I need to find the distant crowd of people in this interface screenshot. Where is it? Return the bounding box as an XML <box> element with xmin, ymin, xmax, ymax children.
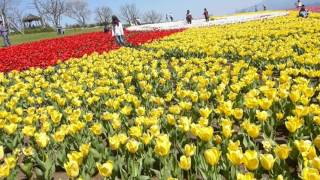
<box><xmin>108</xmin><ymin>8</ymin><xmax>211</xmax><ymax>46</ymax></box>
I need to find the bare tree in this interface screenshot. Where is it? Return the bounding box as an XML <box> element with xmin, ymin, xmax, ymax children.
<box><xmin>66</xmin><ymin>0</ymin><xmax>90</xmax><ymax>26</ymax></box>
<box><xmin>0</xmin><ymin>0</ymin><xmax>24</xmax><ymax>32</ymax></box>
<box><xmin>95</xmin><ymin>6</ymin><xmax>112</xmax><ymax>24</ymax></box>
<box><xmin>143</xmin><ymin>10</ymin><xmax>162</xmax><ymax>24</ymax></box>
<box><xmin>120</xmin><ymin>3</ymin><xmax>140</xmax><ymax>25</ymax></box>
<box><xmin>7</xmin><ymin>7</ymin><xmax>24</xmax><ymax>29</ymax></box>
<box><xmin>0</xmin><ymin>0</ymin><xmax>19</xmax><ymax>27</ymax></box>
<box><xmin>33</xmin><ymin>0</ymin><xmax>67</xmax><ymax>27</ymax></box>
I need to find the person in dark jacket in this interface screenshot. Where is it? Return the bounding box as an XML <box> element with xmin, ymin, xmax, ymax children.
<box><xmin>204</xmin><ymin>8</ymin><xmax>209</xmax><ymax>22</ymax></box>
<box><xmin>186</xmin><ymin>10</ymin><xmax>192</xmax><ymax>24</ymax></box>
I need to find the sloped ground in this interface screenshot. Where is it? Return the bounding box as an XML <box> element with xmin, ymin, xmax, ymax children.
<box><xmin>127</xmin><ymin>11</ymin><xmax>288</xmax><ymax>31</ymax></box>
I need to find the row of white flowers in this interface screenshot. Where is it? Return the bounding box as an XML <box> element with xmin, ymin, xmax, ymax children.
<box><xmin>127</xmin><ymin>11</ymin><xmax>289</xmax><ymax>31</ymax></box>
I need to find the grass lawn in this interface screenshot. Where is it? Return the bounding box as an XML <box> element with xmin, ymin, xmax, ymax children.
<box><xmin>0</xmin><ymin>26</ymin><xmax>103</xmax><ymax>47</ymax></box>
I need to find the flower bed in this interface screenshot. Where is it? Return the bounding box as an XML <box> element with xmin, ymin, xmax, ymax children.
<box><xmin>0</xmin><ymin>13</ymin><xmax>320</xmax><ymax>180</ymax></box>
<box><xmin>0</xmin><ymin>30</ymin><xmax>182</xmax><ymax>72</ymax></box>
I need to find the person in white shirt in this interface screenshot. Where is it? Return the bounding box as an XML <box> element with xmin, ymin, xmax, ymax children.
<box><xmin>0</xmin><ymin>21</ymin><xmax>11</xmax><ymax>47</ymax></box>
<box><xmin>111</xmin><ymin>15</ymin><xmax>125</xmax><ymax>46</ymax></box>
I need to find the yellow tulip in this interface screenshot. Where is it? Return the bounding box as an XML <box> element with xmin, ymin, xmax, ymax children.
<box><xmin>136</xmin><ymin>106</ymin><xmax>146</xmax><ymax>116</ymax></box>
<box><xmin>90</xmin><ymin>123</ymin><xmax>103</xmax><ymax>136</ymax></box>
<box><xmin>204</xmin><ymin>147</ymin><xmax>221</xmax><ymax>166</ymax></box>
<box><xmin>0</xmin><ymin>146</ymin><xmax>4</xmax><ymax>160</ymax></box>
<box><xmin>227</xmin><ymin>150</ymin><xmax>243</xmax><ymax>165</ymax></box>
<box><xmin>178</xmin><ymin>116</ymin><xmax>191</xmax><ymax>132</ymax></box>
<box><xmin>179</xmin><ymin>155</ymin><xmax>191</xmax><ymax>170</ymax></box>
<box><xmin>53</xmin><ymin>130</ymin><xmax>65</xmax><ymax>143</ymax></box>
<box><xmin>214</xmin><ymin>135</ymin><xmax>222</xmax><ymax>145</ymax></box>
<box><xmin>97</xmin><ymin>161</ymin><xmax>113</xmax><ymax>177</ymax></box>
<box><xmin>109</xmin><ymin>136</ymin><xmax>120</xmax><ymax>150</ymax></box>
<box><xmin>246</xmin><ymin>124</ymin><xmax>260</xmax><ymax>139</ymax></box>
<box><xmin>274</xmin><ymin>144</ymin><xmax>291</xmax><ymax>160</ymax></box>
<box><xmin>118</xmin><ymin>133</ymin><xmax>128</xmax><ymax>144</ymax></box>
<box><xmin>232</xmin><ymin>108</ymin><xmax>243</xmax><ymax>120</ymax></box>
<box><xmin>79</xmin><ymin>143</ymin><xmax>90</xmax><ymax>157</ymax></box>
<box><xmin>126</xmin><ymin>139</ymin><xmax>139</xmax><ymax>154</ymax></box>
<box><xmin>295</xmin><ymin>140</ymin><xmax>312</xmax><ymax>154</ymax></box>
<box><xmin>276</xmin><ymin>112</ymin><xmax>284</xmax><ymax>120</ymax></box>
<box><xmin>4</xmin><ymin>156</ymin><xmax>16</xmax><ymax>169</ymax></box>
<box><xmin>4</xmin><ymin>123</ymin><xmax>17</xmax><ymax>135</ymax></box>
<box><xmin>302</xmin><ymin>167</ymin><xmax>320</xmax><ymax>180</ymax></box>
<box><xmin>276</xmin><ymin>175</ymin><xmax>284</xmax><ymax>180</ymax></box>
<box><xmin>285</xmin><ymin>116</ymin><xmax>303</xmax><ymax>133</ymax></box>
<box><xmin>166</xmin><ymin>114</ymin><xmax>176</xmax><ymax>125</ymax></box>
<box><xmin>22</xmin><ymin>147</ymin><xmax>34</xmax><ymax>156</ymax></box>
<box><xmin>129</xmin><ymin>126</ymin><xmax>142</xmax><ymax>138</ymax></box>
<box><xmin>256</xmin><ymin>110</ymin><xmax>269</xmax><ymax>122</ymax></box>
<box><xmin>289</xmin><ymin>90</ymin><xmax>300</xmax><ymax>103</ymax></box>
<box><xmin>228</xmin><ymin>140</ymin><xmax>241</xmax><ymax>151</ymax></box>
<box><xmin>67</xmin><ymin>152</ymin><xmax>84</xmax><ymax>165</ymax></box>
<box><xmin>199</xmin><ymin>107</ymin><xmax>212</xmax><ymax>118</ymax></box>
<box><xmin>258</xmin><ymin>98</ymin><xmax>273</xmax><ymax>110</ymax></box>
<box><xmin>34</xmin><ymin>132</ymin><xmax>50</xmax><ymax>148</ymax></box>
<box><xmin>307</xmin><ymin>146</ymin><xmax>317</xmax><ymax>160</ymax></box>
<box><xmin>242</xmin><ymin>150</ymin><xmax>259</xmax><ymax>171</ymax></box>
<box><xmin>312</xmin><ymin>157</ymin><xmax>320</xmax><ymax>171</ymax></box>
<box><xmin>260</xmin><ymin>154</ymin><xmax>275</xmax><ymax>170</ymax></box>
<box><xmin>184</xmin><ymin>144</ymin><xmax>196</xmax><ymax>157</ymax></box>
<box><xmin>154</xmin><ymin>134</ymin><xmax>171</xmax><ymax>156</ymax></box>
<box><xmin>22</xmin><ymin>125</ymin><xmax>36</xmax><ymax>137</ymax></box>
<box><xmin>0</xmin><ymin>164</ymin><xmax>10</xmax><ymax>178</ymax></box>
<box><xmin>64</xmin><ymin>161</ymin><xmax>79</xmax><ymax>178</ymax></box>
<box><xmin>314</xmin><ymin>135</ymin><xmax>320</xmax><ymax>149</ymax></box>
<box><xmin>237</xmin><ymin>172</ymin><xmax>255</xmax><ymax>180</ymax></box>
<box><xmin>140</xmin><ymin>133</ymin><xmax>152</xmax><ymax>145</ymax></box>
<box><xmin>169</xmin><ymin>105</ymin><xmax>181</xmax><ymax>115</ymax></box>
<box><xmin>167</xmin><ymin>177</ymin><xmax>178</xmax><ymax>180</ymax></box>
<box><xmin>83</xmin><ymin>113</ymin><xmax>93</xmax><ymax>122</ymax></box>
<box><xmin>120</xmin><ymin>105</ymin><xmax>132</xmax><ymax>116</ymax></box>
<box><xmin>198</xmin><ymin>126</ymin><xmax>213</xmax><ymax>142</ymax></box>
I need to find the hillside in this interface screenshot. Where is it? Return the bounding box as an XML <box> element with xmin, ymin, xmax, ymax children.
<box><xmin>238</xmin><ymin>0</ymin><xmax>320</xmax><ymax>12</ymax></box>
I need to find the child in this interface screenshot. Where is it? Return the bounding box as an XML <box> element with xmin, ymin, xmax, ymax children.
<box><xmin>186</xmin><ymin>10</ymin><xmax>192</xmax><ymax>24</ymax></box>
<box><xmin>204</xmin><ymin>8</ymin><xmax>209</xmax><ymax>22</ymax></box>
<box><xmin>0</xmin><ymin>21</ymin><xmax>11</xmax><ymax>47</ymax></box>
<box><xmin>111</xmin><ymin>15</ymin><xmax>125</xmax><ymax>46</ymax></box>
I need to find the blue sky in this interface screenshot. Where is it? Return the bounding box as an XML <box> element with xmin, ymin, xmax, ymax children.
<box><xmin>20</xmin><ymin>0</ymin><xmax>264</xmax><ymax>25</ymax></box>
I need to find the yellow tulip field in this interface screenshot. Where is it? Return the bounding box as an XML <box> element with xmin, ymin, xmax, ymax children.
<box><xmin>0</xmin><ymin>12</ymin><xmax>320</xmax><ymax>180</ymax></box>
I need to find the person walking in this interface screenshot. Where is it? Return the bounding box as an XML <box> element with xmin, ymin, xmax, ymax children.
<box><xmin>186</xmin><ymin>10</ymin><xmax>192</xmax><ymax>24</ymax></box>
<box><xmin>0</xmin><ymin>21</ymin><xmax>11</xmax><ymax>47</ymax></box>
<box><xmin>203</xmin><ymin>8</ymin><xmax>209</xmax><ymax>22</ymax></box>
<box><xmin>111</xmin><ymin>15</ymin><xmax>125</xmax><ymax>46</ymax></box>
<box><xmin>169</xmin><ymin>13</ymin><xmax>174</xmax><ymax>22</ymax></box>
